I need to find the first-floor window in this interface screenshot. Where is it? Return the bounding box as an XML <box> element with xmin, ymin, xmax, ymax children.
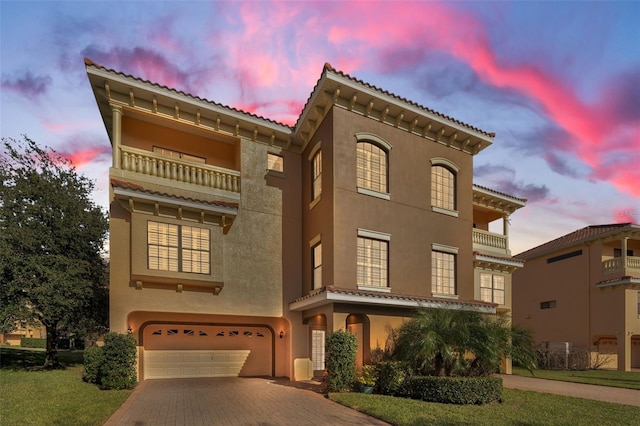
<box><xmin>357</xmin><ymin>236</ymin><xmax>388</xmax><ymax>288</ymax></box>
<box><xmin>312</xmin><ymin>243</ymin><xmax>322</xmax><ymax>290</ymax></box>
<box><xmin>311</xmin><ymin>329</ymin><xmax>325</xmax><ymax>370</ymax></box>
<box><xmin>147</xmin><ymin>221</ymin><xmax>210</xmax><ymax>274</ymax></box>
<box><xmin>432</xmin><ymin>251</ymin><xmax>456</xmax><ymax>295</ymax></box>
<box><xmin>480</xmin><ymin>273</ymin><xmax>505</xmax><ymax>305</ymax></box>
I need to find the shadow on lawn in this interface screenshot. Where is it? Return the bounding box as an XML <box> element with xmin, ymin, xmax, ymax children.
<box><xmin>0</xmin><ymin>347</ymin><xmax>84</xmax><ymax>371</ymax></box>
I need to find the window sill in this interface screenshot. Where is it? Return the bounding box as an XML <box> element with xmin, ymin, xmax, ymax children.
<box><xmin>432</xmin><ymin>206</ymin><xmax>458</xmax><ymax>217</ymax></box>
<box><xmin>267</xmin><ymin>169</ymin><xmax>286</xmax><ymax>178</ymax></box>
<box><xmin>358</xmin><ymin>285</ymin><xmax>391</xmax><ymax>293</ymax></box>
<box><xmin>357</xmin><ymin>187</ymin><xmax>390</xmax><ymax>200</ymax></box>
<box><xmin>131</xmin><ymin>273</ymin><xmax>223</xmax><ymax>294</ymax></box>
<box><xmin>309</xmin><ymin>195</ymin><xmax>322</xmax><ymax>210</ymax></box>
<box><xmin>432</xmin><ymin>293</ymin><xmax>459</xmax><ymax>300</ymax></box>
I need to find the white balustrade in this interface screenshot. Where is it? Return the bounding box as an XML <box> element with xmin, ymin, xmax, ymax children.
<box><xmin>472</xmin><ymin>229</ymin><xmax>507</xmax><ymax>250</ymax></box>
<box><xmin>601</xmin><ymin>256</ymin><xmax>640</xmax><ymax>274</ymax></box>
<box><xmin>119</xmin><ymin>146</ymin><xmax>240</xmax><ymax>193</ymax></box>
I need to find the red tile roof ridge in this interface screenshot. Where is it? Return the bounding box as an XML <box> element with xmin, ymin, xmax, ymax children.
<box><xmin>515</xmin><ymin>223</ymin><xmax>636</xmax><ymax>260</ymax></box>
<box><xmin>85</xmin><ymin>58</ymin><xmax>292</xmax><ymax>130</ymax></box>
<box><xmin>473</xmin><ymin>184</ymin><xmax>527</xmax><ymax>203</ymax></box>
<box><xmin>110</xmin><ymin>178</ymin><xmax>238</xmax><ymax>209</ymax></box>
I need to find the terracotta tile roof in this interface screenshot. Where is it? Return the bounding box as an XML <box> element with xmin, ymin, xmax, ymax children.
<box><xmin>516</xmin><ymin>223</ymin><xmax>635</xmax><ymax>260</ymax></box>
<box><xmin>84</xmin><ymin>58</ymin><xmax>292</xmax><ymax>130</ymax></box>
<box><xmin>596</xmin><ymin>276</ymin><xmax>640</xmax><ymax>287</ymax></box>
<box><xmin>292</xmin><ymin>285</ymin><xmax>495</xmax><ymax>309</ymax></box>
<box><xmin>473</xmin><ymin>184</ymin><xmax>527</xmax><ymax>203</ymax></box>
<box><xmin>110</xmin><ymin>179</ymin><xmax>239</xmax><ymax>209</ymax></box>
<box><xmin>294</xmin><ymin>62</ymin><xmax>495</xmax><ymax>137</ymax></box>
<box><xmin>473</xmin><ymin>252</ymin><xmax>525</xmax><ymax>264</ymax></box>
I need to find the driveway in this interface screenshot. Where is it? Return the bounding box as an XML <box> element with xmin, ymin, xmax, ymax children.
<box><xmin>104</xmin><ymin>377</ymin><xmax>389</xmax><ymax>426</ymax></box>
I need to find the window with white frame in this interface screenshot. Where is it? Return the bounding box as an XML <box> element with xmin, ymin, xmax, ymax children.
<box><xmin>431</xmin><ymin>165</ymin><xmax>456</xmax><ymax>211</ymax></box>
<box><xmin>312</xmin><ymin>150</ymin><xmax>322</xmax><ymax>200</ymax></box>
<box><xmin>312</xmin><ymin>242</ymin><xmax>322</xmax><ymax>290</ymax></box>
<box><xmin>147</xmin><ymin>221</ymin><xmax>210</xmax><ymax>274</ymax></box>
<box><xmin>357</xmin><ymin>142</ymin><xmax>387</xmax><ymax>194</ymax></box>
<box><xmin>267</xmin><ymin>153</ymin><xmax>284</xmax><ymax>172</ymax></box>
<box><xmin>357</xmin><ymin>236</ymin><xmax>388</xmax><ymax>288</ymax></box>
<box><xmin>480</xmin><ymin>273</ymin><xmax>505</xmax><ymax>305</ymax></box>
<box><xmin>432</xmin><ymin>250</ymin><xmax>456</xmax><ymax>295</ymax></box>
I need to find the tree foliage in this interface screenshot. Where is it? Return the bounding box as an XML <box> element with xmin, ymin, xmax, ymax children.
<box><xmin>0</xmin><ymin>136</ymin><xmax>108</xmax><ymax>368</ymax></box>
<box><xmin>393</xmin><ymin>308</ymin><xmax>536</xmax><ymax>377</ymax></box>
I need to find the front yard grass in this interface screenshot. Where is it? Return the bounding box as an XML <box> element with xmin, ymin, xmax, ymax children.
<box><xmin>513</xmin><ymin>367</ymin><xmax>640</xmax><ymax>390</ymax></box>
<box><xmin>330</xmin><ymin>389</ymin><xmax>640</xmax><ymax>425</ymax></box>
<box><xmin>0</xmin><ymin>347</ymin><xmax>132</xmax><ymax>426</ymax></box>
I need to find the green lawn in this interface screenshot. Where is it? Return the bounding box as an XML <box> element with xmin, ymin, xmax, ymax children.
<box><xmin>331</xmin><ymin>389</ymin><xmax>640</xmax><ymax>425</ymax></box>
<box><xmin>513</xmin><ymin>367</ymin><xmax>640</xmax><ymax>390</ymax></box>
<box><xmin>0</xmin><ymin>347</ymin><xmax>132</xmax><ymax>426</ymax></box>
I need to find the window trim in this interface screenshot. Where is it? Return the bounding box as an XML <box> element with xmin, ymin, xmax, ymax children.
<box><xmin>430</xmin><ymin>158</ymin><xmax>459</xmax><ymax>216</ymax></box>
<box><xmin>355</xmin><ymin>133</ymin><xmax>391</xmax><ymax>198</ymax></box>
<box><xmin>480</xmin><ymin>272</ymin><xmax>505</xmax><ymax>305</ymax></box>
<box><xmin>357</xmin><ymin>229</ymin><xmax>390</xmax><ymax>292</ymax></box>
<box><xmin>309</xmin><ymin>142</ymin><xmax>322</xmax><ymax>207</ymax></box>
<box><xmin>431</xmin><ymin>246</ymin><xmax>457</xmax><ymax>299</ymax></box>
<box><xmin>310</xmin><ymin>235</ymin><xmax>322</xmax><ymax>291</ymax></box>
<box><xmin>147</xmin><ymin>220</ymin><xmax>211</xmax><ymax>275</ymax></box>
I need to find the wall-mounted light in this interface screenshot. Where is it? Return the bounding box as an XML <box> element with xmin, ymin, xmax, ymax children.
<box><xmin>127</xmin><ymin>326</ymin><xmax>132</xmax><ymax>333</ymax></box>
<box><xmin>279</xmin><ymin>330</ymin><xmax>284</xmax><ymax>339</ymax></box>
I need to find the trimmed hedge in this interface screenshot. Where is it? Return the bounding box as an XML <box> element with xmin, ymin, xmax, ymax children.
<box><xmin>325</xmin><ymin>330</ymin><xmax>358</xmax><ymax>392</ymax></box>
<box><xmin>20</xmin><ymin>338</ymin><xmax>46</xmax><ymax>348</ymax></box>
<box><xmin>408</xmin><ymin>376</ymin><xmax>502</xmax><ymax>404</ymax></box>
<box><xmin>82</xmin><ymin>332</ymin><xmax>137</xmax><ymax>390</ymax></box>
<box><xmin>82</xmin><ymin>346</ymin><xmax>104</xmax><ymax>384</ymax></box>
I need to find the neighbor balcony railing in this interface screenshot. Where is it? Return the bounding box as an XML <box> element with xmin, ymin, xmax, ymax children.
<box><xmin>118</xmin><ymin>145</ymin><xmax>240</xmax><ymax>193</ymax></box>
<box><xmin>472</xmin><ymin>229</ymin><xmax>507</xmax><ymax>251</ymax></box>
<box><xmin>602</xmin><ymin>256</ymin><xmax>640</xmax><ymax>275</ymax></box>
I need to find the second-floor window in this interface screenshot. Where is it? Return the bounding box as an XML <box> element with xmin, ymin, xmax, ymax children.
<box><xmin>431</xmin><ymin>165</ymin><xmax>456</xmax><ymax>211</ymax></box>
<box><xmin>357</xmin><ymin>236</ymin><xmax>388</xmax><ymax>288</ymax></box>
<box><xmin>148</xmin><ymin>221</ymin><xmax>210</xmax><ymax>274</ymax></box>
<box><xmin>480</xmin><ymin>273</ymin><xmax>505</xmax><ymax>305</ymax></box>
<box><xmin>432</xmin><ymin>250</ymin><xmax>456</xmax><ymax>295</ymax></box>
<box><xmin>312</xmin><ymin>242</ymin><xmax>322</xmax><ymax>290</ymax></box>
<box><xmin>357</xmin><ymin>141</ymin><xmax>387</xmax><ymax>194</ymax></box>
<box><xmin>312</xmin><ymin>150</ymin><xmax>322</xmax><ymax>200</ymax></box>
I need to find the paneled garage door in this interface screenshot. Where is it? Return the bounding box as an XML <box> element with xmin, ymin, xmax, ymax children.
<box><xmin>142</xmin><ymin>325</ymin><xmax>272</xmax><ymax>379</ymax></box>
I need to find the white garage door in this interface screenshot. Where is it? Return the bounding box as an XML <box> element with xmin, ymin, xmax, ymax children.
<box><xmin>142</xmin><ymin>325</ymin><xmax>272</xmax><ymax>379</ymax></box>
<box><xmin>144</xmin><ymin>349</ymin><xmax>250</xmax><ymax>379</ymax></box>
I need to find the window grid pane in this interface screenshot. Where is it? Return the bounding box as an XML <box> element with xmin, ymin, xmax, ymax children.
<box><xmin>480</xmin><ymin>273</ymin><xmax>505</xmax><ymax>304</ymax></box>
<box><xmin>357</xmin><ymin>142</ymin><xmax>387</xmax><ymax>193</ymax></box>
<box><xmin>312</xmin><ymin>243</ymin><xmax>322</xmax><ymax>290</ymax></box>
<box><xmin>148</xmin><ymin>221</ymin><xmax>210</xmax><ymax>274</ymax></box>
<box><xmin>267</xmin><ymin>153</ymin><xmax>284</xmax><ymax>172</ymax></box>
<box><xmin>148</xmin><ymin>222</ymin><xmax>179</xmax><ymax>272</ymax></box>
<box><xmin>312</xmin><ymin>151</ymin><xmax>322</xmax><ymax>199</ymax></box>
<box><xmin>181</xmin><ymin>225</ymin><xmax>210</xmax><ymax>274</ymax></box>
<box><xmin>431</xmin><ymin>165</ymin><xmax>455</xmax><ymax>210</ymax></box>
<box><xmin>357</xmin><ymin>237</ymin><xmax>388</xmax><ymax>288</ymax></box>
<box><xmin>432</xmin><ymin>251</ymin><xmax>455</xmax><ymax>295</ymax></box>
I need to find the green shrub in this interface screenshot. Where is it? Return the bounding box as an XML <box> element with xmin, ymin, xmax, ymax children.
<box><xmin>82</xmin><ymin>346</ymin><xmax>104</xmax><ymax>384</ymax></box>
<box><xmin>408</xmin><ymin>376</ymin><xmax>502</xmax><ymax>404</ymax></box>
<box><xmin>20</xmin><ymin>338</ymin><xmax>46</xmax><ymax>348</ymax></box>
<box><xmin>99</xmin><ymin>332</ymin><xmax>137</xmax><ymax>390</ymax></box>
<box><xmin>377</xmin><ymin>361</ymin><xmax>410</xmax><ymax>396</ymax></box>
<box><xmin>325</xmin><ymin>330</ymin><xmax>357</xmax><ymax>392</ymax></box>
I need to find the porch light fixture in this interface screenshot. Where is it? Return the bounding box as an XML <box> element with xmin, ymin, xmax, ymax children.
<box><xmin>279</xmin><ymin>330</ymin><xmax>284</xmax><ymax>339</ymax></box>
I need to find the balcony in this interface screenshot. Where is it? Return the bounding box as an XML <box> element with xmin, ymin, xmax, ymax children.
<box><xmin>473</xmin><ymin>229</ymin><xmax>508</xmax><ymax>255</ymax></box>
<box><xmin>602</xmin><ymin>256</ymin><xmax>640</xmax><ymax>276</ymax></box>
<box><xmin>118</xmin><ymin>145</ymin><xmax>240</xmax><ymax>194</ymax></box>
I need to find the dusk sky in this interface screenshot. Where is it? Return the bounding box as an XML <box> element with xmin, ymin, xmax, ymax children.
<box><xmin>1</xmin><ymin>1</ymin><xmax>639</xmax><ymax>255</ymax></box>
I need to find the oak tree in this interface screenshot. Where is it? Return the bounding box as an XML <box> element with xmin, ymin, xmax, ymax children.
<box><xmin>0</xmin><ymin>136</ymin><xmax>108</xmax><ymax>368</ymax></box>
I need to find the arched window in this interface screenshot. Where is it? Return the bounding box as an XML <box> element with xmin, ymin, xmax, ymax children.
<box><xmin>357</xmin><ymin>141</ymin><xmax>388</xmax><ymax>194</ymax></box>
<box><xmin>431</xmin><ymin>165</ymin><xmax>455</xmax><ymax>210</ymax></box>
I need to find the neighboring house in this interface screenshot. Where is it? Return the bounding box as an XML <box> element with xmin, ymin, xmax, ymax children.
<box><xmin>85</xmin><ymin>59</ymin><xmax>525</xmax><ymax>381</ymax></box>
<box><xmin>1</xmin><ymin>321</ymin><xmax>45</xmax><ymax>346</ymax></box>
<box><xmin>513</xmin><ymin>223</ymin><xmax>640</xmax><ymax>371</ymax></box>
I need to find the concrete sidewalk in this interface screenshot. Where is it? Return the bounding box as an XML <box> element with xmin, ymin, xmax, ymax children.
<box><xmin>500</xmin><ymin>374</ymin><xmax>640</xmax><ymax>407</ymax></box>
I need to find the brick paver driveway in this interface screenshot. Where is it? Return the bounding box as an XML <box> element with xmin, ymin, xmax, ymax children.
<box><xmin>104</xmin><ymin>377</ymin><xmax>389</xmax><ymax>426</ymax></box>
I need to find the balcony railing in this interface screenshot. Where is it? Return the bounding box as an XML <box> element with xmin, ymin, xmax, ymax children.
<box><xmin>602</xmin><ymin>256</ymin><xmax>640</xmax><ymax>275</ymax></box>
<box><xmin>473</xmin><ymin>229</ymin><xmax>507</xmax><ymax>251</ymax></box>
<box><xmin>118</xmin><ymin>145</ymin><xmax>240</xmax><ymax>193</ymax></box>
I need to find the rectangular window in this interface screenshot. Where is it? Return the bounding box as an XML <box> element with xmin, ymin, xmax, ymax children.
<box><xmin>432</xmin><ymin>251</ymin><xmax>456</xmax><ymax>295</ymax></box>
<box><xmin>311</xmin><ymin>329</ymin><xmax>325</xmax><ymax>370</ymax></box>
<box><xmin>312</xmin><ymin>150</ymin><xmax>322</xmax><ymax>200</ymax></box>
<box><xmin>480</xmin><ymin>273</ymin><xmax>505</xmax><ymax>305</ymax></box>
<box><xmin>614</xmin><ymin>248</ymin><xmax>634</xmax><ymax>258</ymax></box>
<box><xmin>540</xmin><ymin>300</ymin><xmax>557</xmax><ymax>309</ymax></box>
<box><xmin>152</xmin><ymin>146</ymin><xmax>206</xmax><ymax>164</ymax></box>
<box><xmin>147</xmin><ymin>221</ymin><xmax>210</xmax><ymax>274</ymax></box>
<box><xmin>267</xmin><ymin>153</ymin><xmax>284</xmax><ymax>172</ymax></box>
<box><xmin>312</xmin><ymin>243</ymin><xmax>322</xmax><ymax>290</ymax></box>
<box><xmin>357</xmin><ymin>237</ymin><xmax>388</xmax><ymax>288</ymax></box>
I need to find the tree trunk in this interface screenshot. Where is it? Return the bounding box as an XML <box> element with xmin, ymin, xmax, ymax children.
<box><xmin>43</xmin><ymin>321</ymin><xmax>62</xmax><ymax>369</ymax></box>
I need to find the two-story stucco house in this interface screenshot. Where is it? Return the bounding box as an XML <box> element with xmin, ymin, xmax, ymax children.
<box><xmin>85</xmin><ymin>59</ymin><xmax>525</xmax><ymax>381</ymax></box>
<box><xmin>513</xmin><ymin>223</ymin><xmax>640</xmax><ymax>371</ymax></box>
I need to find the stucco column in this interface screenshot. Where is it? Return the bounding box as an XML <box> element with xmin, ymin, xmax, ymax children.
<box><xmin>111</xmin><ymin>104</ymin><xmax>122</xmax><ymax>168</ymax></box>
<box><xmin>622</xmin><ymin>237</ymin><xmax>628</xmax><ymax>271</ymax></box>
<box><xmin>618</xmin><ymin>332</ymin><xmax>631</xmax><ymax>371</ymax></box>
